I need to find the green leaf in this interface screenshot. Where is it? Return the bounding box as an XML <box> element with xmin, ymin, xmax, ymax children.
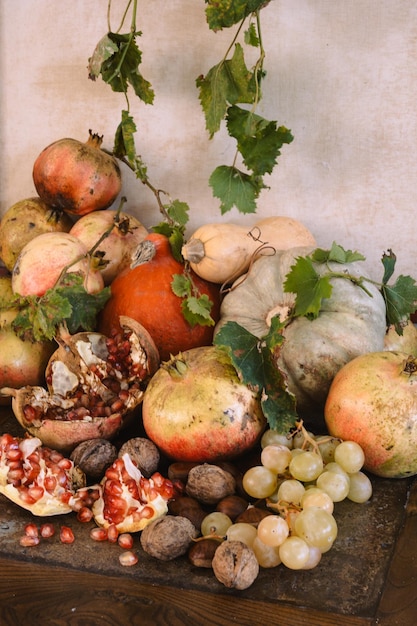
<box><xmin>226</xmin><ymin>106</ymin><xmax>294</xmax><ymax>176</ymax></box>
<box><xmin>214</xmin><ymin>319</ymin><xmax>298</xmax><ymax>433</ymax></box>
<box><xmin>311</xmin><ymin>242</ymin><xmax>366</xmax><ymax>265</ymax></box>
<box><xmin>196</xmin><ymin>43</ymin><xmax>255</xmax><ymax>137</ymax></box>
<box><xmin>113</xmin><ymin>110</ymin><xmax>137</xmax><ymax>163</ymax></box>
<box><xmin>381</xmin><ymin>249</ymin><xmax>396</xmax><ymax>284</ymax></box>
<box><xmin>283</xmin><ymin>256</ymin><xmax>333</xmax><ymax>319</ymax></box>
<box><xmin>381</xmin><ymin>274</ymin><xmax>417</xmax><ymax>333</ymax></box>
<box><xmin>205</xmin><ymin>0</ymin><xmax>268</xmax><ymax>31</ymax></box>
<box><xmin>88</xmin><ymin>34</ymin><xmax>118</xmax><ymax>80</ymax></box>
<box><xmin>163</xmin><ymin>200</ymin><xmax>190</xmax><ymax>229</ymax></box>
<box><xmin>181</xmin><ymin>294</ymin><xmax>215</xmax><ymax>327</ymax></box>
<box><xmin>10</xmin><ymin>274</ymin><xmax>111</xmax><ymax>342</ymax></box>
<box><xmin>244</xmin><ymin>22</ymin><xmax>260</xmax><ymax>47</ymax></box>
<box><xmin>171</xmin><ymin>274</ymin><xmax>191</xmax><ymax>299</ymax></box>
<box><xmin>98</xmin><ymin>32</ymin><xmax>154</xmax><ymax>104</ymax></box>
<box><xmin>209</xmin><ymin>165</ymin><xmax>265</xmax><ymax>214</ymax></box>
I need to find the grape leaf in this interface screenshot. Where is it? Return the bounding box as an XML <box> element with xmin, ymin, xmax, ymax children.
<box><xmin>209</xmin><ymin>165</ymin><xmax>265</xmax><ymax>214</ymax></box>
<box><xmin>171</xmin><ymin>274</ymin><xmax>215</xmax><ymax>327</ymax></box>
<box><xmin>113</xmin><ymin>110</ymin><xmax>137</xmax><ymax>164</ymax></box>
<box><xmin>311</xmin><ymin>242</ymin><xmax>365</xmax><ymax>265</ymax></box>
<box><xmin>205</xmin><ymin>0</ymin><xmax>269</xmax><ymax>31</ymax></box>
<box><xmin>381</xmin><ymin>274</ymin><xmax>417</xmax><ymax>333</ymax></box>
<box><xmin>244</xmin><ymin>22</ymin><xmax>260</xmax><ymax>47</ymax></box>
<box><xmin>381</xmin><ymin>249</ymin><xmax>396</xmax><ymax>284</ymax></box>
<box><xmin>88</xmin><ymin>34</ymin><xmax>118</xmax><ymax>80</ymax></box>
<box><xmin>9</xmin><ymin>274</ymin><xmax>111</xmax><ymax>342</ymax></box>
<box><xmin>214</xmin><ymin>318</ymin><xmax>298</xmax><ymax>433</ymax></box>
<box><xmin>283</xmin><ymin>256</ymin><xmax>333</xmax><ymax>319</ymax></box>
<box><xmin>96</xmin><ymin>32</ymin><xmax>154</xmax><ymax>104</ymax></box>
<box><xmin>163</xmin><ymin>200</ymin><xmax>190</xmax><ymax>229</ymax></box>
<box><xmin>226</xmin><ymin>105</ymin><xmax>294</xmax><ymax>176</ymax></box>
<box><xmin>196</xmin><ymin>43</ymin><xmax>255</xmax><ymax>137</ymax></box>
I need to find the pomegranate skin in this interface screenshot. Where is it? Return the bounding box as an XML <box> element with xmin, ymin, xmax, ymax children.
<box><xmin>33</xmin><ymin>132</ymin><xmax>122</xmax><ymax>216</ymax></box>
<box><xmin>142</xmin><ymin>346</ymin><xmax>266</xmax><ymax>462</ymax></box>
<box><xmin>324</xmin><ymin>350</ymin><xmax>417</xmax><ymax>478</ymax></box>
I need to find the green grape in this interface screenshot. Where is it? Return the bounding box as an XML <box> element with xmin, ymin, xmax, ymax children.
<box><xmin>347</xmin><ymin>471</ymin><xmax>373</xmax><ymax>503</ymax></box>
<box><xmin>261</xmin><ymin>444</ymin><xmax>292</xmax><ymax>474</ymax></box>
<box><xmin>277</xmin><ymin>479</ymin><xmax>305</xmax><ymax>505</ymax></box>
<box><xmin>261</xmin><ymin>429</ymin><xmax>293</xmax><ymax>449</ymax></box>
<box><xmin>334</xmin><ymin>440</ymin><xmax>365</xmax><ymax>473</ymax></box>
<box><xmin>301</xmin><ymin>545</ymin><xmax>322</xmax><ymax>570</ymax></box>
<box><xmin>201</xmin><ymin>512</ymin><xmax>232</xmax><ymax>537</ymax></box>
<box><xmin>315</xmin><ymin>435</ymin><xmax>341</xmax><ymax>464</ymax></box>
<box><xmin>257</xmin><ymin>514</ymin><xmax>289</xmax><ymax>547</ymax></box>
<box><xmin>242</xmin><ymin>465</ymin><xmax>278</xmax><ymax>499</ymax></box>
<box><xmin>316</xmin><ymin>470</ymin><xmax>350</xmax><ymax>502</ymax></box>
<box><xmin>289</xmin><ymin>450</ymin><xmax>324</xmax><ymax>482</ymax></box>
<box><xmin>301</xmin><ymin>487</ymin><xmax>334</xmax><ymax>514</ymax></box>
<box><xmin>292</xmin><ymin>429</ymin><xmax>315</xmax><ymax>449</ymax></box>
<box><xmin>226</xmin><ymin>522</ymin><xmax>257</xmax><ymax>548</ymax></box>
<box><xmin>294</xmin><ymin>506</ymin><xmax>338</xmax><ymax>553</ymax></box>
<box><xmin>323</xmin><ymin>461</ymin><xmax>350</xmax><ymax>479</ymax></box>
<box><xmin>252</xmin><ymin>536</ymin><xmax>282</xmax><ymax>568</ymax></box>
<box><xmin>279</xmin><ymin>536</ymin><xmax>310</xmax><ymax>569</ymax></box>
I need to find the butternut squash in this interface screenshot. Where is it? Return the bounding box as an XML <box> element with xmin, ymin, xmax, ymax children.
<box><xmin>181</xmin><ymin>216</ymin><xmax>316</xmax><ymax>284</ymax></box>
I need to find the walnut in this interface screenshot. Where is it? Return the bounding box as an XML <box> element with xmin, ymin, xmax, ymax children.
<box><xmin>70</xmin><ymin>438</ymin><xmax>118</xmax><ymax>482</ymax></box>
<box><xmin>212</xmin><ymin>540</ymin><xmax>259</xmax><ymax>590</ymax></box>
<box><xmin>185</xmin><ymin>464</ymin><xmax>236</xmax><ymax>505</ymax></box>
<box><xmin>118</xmin><ymin>437</ymin><xmax>160</xmax><ymax>477</ymax></box>
<box><xmin>140</xmin><ymin>515</ymin><xmax>198</xmax><ymax>561</ymax></box>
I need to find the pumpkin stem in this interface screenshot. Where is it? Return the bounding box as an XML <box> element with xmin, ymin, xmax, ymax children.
<box><xmin>130</xmin><ymin>240</ymin><xmax>156</xmax><ymax>269</ymax></box>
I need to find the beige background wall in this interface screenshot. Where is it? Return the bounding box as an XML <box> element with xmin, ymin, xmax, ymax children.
<box><xmin>1</xmin><ymin>1</ymin><xmax>416</xmax><ymax>280</ymax></box>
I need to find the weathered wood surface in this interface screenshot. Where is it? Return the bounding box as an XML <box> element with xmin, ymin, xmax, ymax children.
<box><xmin>0</xmin><ymin>407</ymin><xmax>416</xmax><ymax>625</ymax></box>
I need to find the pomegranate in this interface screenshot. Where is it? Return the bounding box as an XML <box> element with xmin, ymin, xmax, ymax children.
<box><xmin>32</xmin><ymin>131</ymin><xmax>122</xmax><ymax>216</ymax></box>
<box><xmin>92</xmin><ymin>453</ymin><xmax>175</xmax><ymax>533</ymax></box>
<box><xmin>69</xmin><ymin>209</ymin><xmax>148</xmax><ymax>285</ymax></box>
<box><xmin>99</xmin><ymin>233</ymin><xmax>221</xmax><ymax>361</ymax></box>
<box><xmin>0</xmin><ymin>433</ymin><xmax>86</xmax><ymax>515</ymax></box>
<box><xmin>324</xmin><ymin>350</ymin><xmax>417</xmax><ymax>478</ymax></box>
<box><xmin>142</xmin><ymin>345</ymin><xmax>267</xmax><ymax>462</ymax></box>
<box><xmin>11</xmin><ymin>231</ymin><xmax>104</xmax><ymax>296</ymax></box>
<box><xmin>0</xmin><ymin>275</ymin><xmax>55</xmax><ymax>402</ymax></box>
<box><xmin>0</xmin><ymin>197</ymin><xmax>73</xmax><ymax>272</ymax></box>
<box><xmin>1</xmin><ymin>316</ymin><xmax>159</xmax><ymax>452</ymax></box>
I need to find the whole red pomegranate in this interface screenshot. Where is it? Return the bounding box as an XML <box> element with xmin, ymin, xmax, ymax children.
<box><xmin>324</xmin><ymin>350</ymin><xmax>417</xmax><ymax>478</ymax></box>
<box><xmin>99</xmin><ymin>233</ymin><xmax>221</xmax><ymax>361</ymax></box>
<box><xmin>142</xmin><ymin>345</ymin><xmax>267</xmax><ymax>462</ymax></box>
<box><xmin>33</xmin><ymin>131</ymin><xmax>122</xmax><ymax>216</ymax></box>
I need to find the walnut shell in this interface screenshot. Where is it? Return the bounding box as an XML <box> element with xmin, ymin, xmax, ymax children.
<box><xmin>140</xmin><ymin>515</ymin><xmax>198</xmax><ymax>561</ymax></box>
<box><xmin>118</xmin><ymin>437</ymin><xmax>160</xmax><ymax>477</ymax></box>
<box><xmin>69</xmin><ymin>438</ymin><xmax>118</xmax><ymax>481</ymax></box>
<box><xmin>186</xmin><ymin>464</ymin><xmax>236</xmax><ymax>505</ymax></box>
<box><xmin>212</xmin><ymin>540</ymin><xmax>259</xmax><ymax>590</ymax></box>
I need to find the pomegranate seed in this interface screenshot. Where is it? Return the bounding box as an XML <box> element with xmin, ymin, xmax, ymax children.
<box><xmin>23</xmin><ymin>404</ymin><xmax>38</xmax><ymax>423</ymax></box>
<box><xmin>20</xmin><ymin>535</ymin><xmax>40</xmax><ymax>547</ymax></box>
<box><xmin>119</xmin><ymin>551</ymin><xmax>138</xmax><ymax>567</ymax></box>
<box><xmin>107</xmin><ymin>523</ymin><xmax>119</xmax><ymax>543</ymax></box>
<box><xmin>27</xmin><ymin>485</ymin><xmax>45</xmax><ymax>502</ymax></box>
<box><xmin>24</xmin><ymin>523</ymin><xmax>39</xmax><ymax>538</ymax></box>
<box><xmin>60</xmin><ymin>526</ymin><xmax>75</xmax><ymax>544</ymax></box>
<box><xmin>58</xmin><ymin>458</ymin><xmax>73</xmax><ymax>471</ymax></box>
<box><xmin>17</xmin><ymin>488</ymin><xmax>36</xmax><ymax>505</ymax></box>
<box><xmin>90</xmin><ymin>527</ymin><xmax>108</xmax><ymax>542</ymax></box>
<box><xmin>40</xmin><ymin>523</ymin><xmax>55</xmax><ymax>538</ymax></box>
<box><xmin>6</xmin><ymin>447</ymin><xmax>23</xmax><ymax>461</ymax></box>
<box><xmin>77</xmin><ymin>507</ymin><xmax>94</xmax><ymax>523</ymax></box>
<box><xmin>44</xmin><ymin>475</ymin><xmax>57</xmax><ymax>493</ymax></box>
<box><xmin>118</xmin><ymin>533</ymin><xmax>133</xmax><ymax>550</ymax></box>
<box><xmin>6</xmin><ymin>468</ymin><xmax>25</xmax><ymax>483</ymax></box>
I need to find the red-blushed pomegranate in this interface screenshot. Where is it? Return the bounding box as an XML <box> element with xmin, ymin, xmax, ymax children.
<box><xmin>98</xmin><ymin>233</ymin><xmax>221</xmax><ymax>361</ymax></box>
<box><xmin>11</xmin><ymin>231</ymin><xmax>104</xmax><ymax>297</ymax></box>
<box><xmin>32</xmin><ymin>132</ymin><xmax>122</xmax><ymax>216</ymax></box>
<box><xmin>69</xmin><ymin>209</ymin><xmax>148</xmax><ymax>285</ymax></box>
<box><xmin>1</xmin><ymin>317</ymin><xmax>160</xmax><ymax>453</ymax></box>
<box><xmin>142</xmin><ymin>345</ymin><xmax>267</xmax><ymax>462</ymax></box>
<box><xmin>92</xmin><ymin>453</ymin><xmax>175</xmax><ymax>533</ymax></box>
<box><xmin>0</xmin><ymin>275</ymin><xmax>55</xmax><ymax>403</ymax></box>
<box><xmin>0</xmin><ymin>197</ymin><xmax>73</xmax><ymax>272</ymax></box>
<box><xmin>324</xmin><ymin>350</ymin><xmax>417</xmax><ymax>478</ymax></box>
<box><xmin>0</xmin><ymin>433</ymin><xmax>86</xmax><ymax>515</ymax></box>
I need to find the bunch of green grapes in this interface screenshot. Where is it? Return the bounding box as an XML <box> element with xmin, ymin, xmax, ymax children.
<box><xmin>200</xmin><ymin>426</ymin><xmax>372</xmax><ymax>572</ymax></box>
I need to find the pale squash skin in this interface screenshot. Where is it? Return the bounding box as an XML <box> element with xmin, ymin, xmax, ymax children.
<box><xmin>215</xmin><ymin>246</ymin><xmax>387</xmax><ymax>425</ymax></box>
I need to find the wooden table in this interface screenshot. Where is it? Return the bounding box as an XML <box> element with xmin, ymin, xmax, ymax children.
<box><xmin>0</xmin><ymin>406</ymin><xmax>416</xmax><ymax>626</ymax></box>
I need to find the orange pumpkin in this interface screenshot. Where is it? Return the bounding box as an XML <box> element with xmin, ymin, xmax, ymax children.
<box><xmin>98</xmin><ymin>233</ymin><xmax>221</xmax><ymax>361</ymax></box>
